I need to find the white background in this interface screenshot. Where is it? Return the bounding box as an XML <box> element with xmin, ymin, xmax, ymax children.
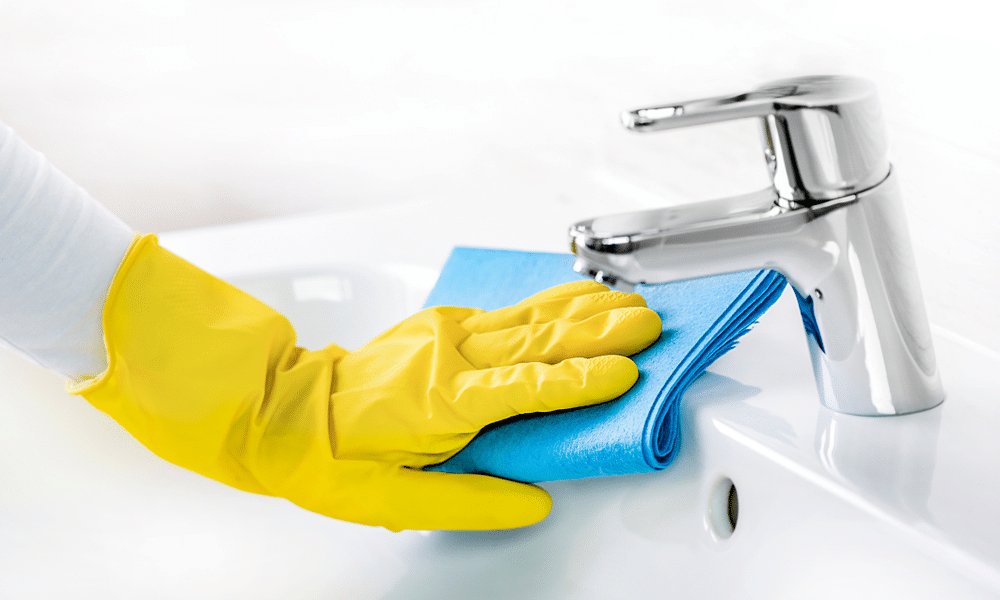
<box><xmin>0</xmin><ymin>0</ymin><xmax>997</xmax><ymax>352</ymax></box>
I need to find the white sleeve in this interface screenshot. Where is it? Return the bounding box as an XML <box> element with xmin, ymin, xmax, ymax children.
<box><xmin>0</xmin><ymin>120</ymin><xmax>136</xmax><ymax>382</ymax></box>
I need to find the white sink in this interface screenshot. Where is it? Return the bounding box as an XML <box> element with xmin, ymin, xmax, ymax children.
<box><xmin>2</xmin><ymin>196</ymin><xmax>999</xmax><ymax>599</ymax></box>
<box><xmin>225</xmin><ymin>264</ymin><xmax>437</xmax><ymax>352</ymax></box>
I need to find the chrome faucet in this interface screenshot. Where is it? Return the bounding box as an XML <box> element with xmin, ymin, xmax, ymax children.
<box><xmin>570</xmin><ymin>75</ymin><xmax>944</xmax><ymax>416</ymax></box>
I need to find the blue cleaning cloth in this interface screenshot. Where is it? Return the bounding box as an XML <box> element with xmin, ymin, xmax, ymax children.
<box><xmin>424</xmin><ymin>247</ymin><xmax>786</xmax><ymax>483</ymax></box>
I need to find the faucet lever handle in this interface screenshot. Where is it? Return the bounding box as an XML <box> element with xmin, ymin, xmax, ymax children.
<box><xmin>622</xmin><ymin>76</ymin><xmax>891</xmax><ymax>204</ymax></box>
<box><xmin>622</xmin><ymin>86</ymin><xmax>795</xmax><ymax>132</ymax></box>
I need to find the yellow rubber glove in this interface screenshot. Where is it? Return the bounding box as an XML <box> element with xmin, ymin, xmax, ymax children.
<box><xmin>70</xmin><ymin>234</ymin><xmax>661</xmax><ymax>531</ymax></box>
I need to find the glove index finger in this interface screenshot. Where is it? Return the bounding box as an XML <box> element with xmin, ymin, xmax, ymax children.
<box><xmin>461</xmin><ymin>288</ymin><xmax>650</xmax><ymax>334</ymax></box>
<box><xmin>515</xmin><ymin>280</ymin><xmax>611</xmax><ymax>305</ymax></box>
<box><xmin>460</xmin><ymin>305</ymin><xmax>661</xmax><ymax>368</ymax></box>
<box><xmin>451</xmin><ymin>355</ymin><xmax>639</xmax><ymax>425</ymax></box>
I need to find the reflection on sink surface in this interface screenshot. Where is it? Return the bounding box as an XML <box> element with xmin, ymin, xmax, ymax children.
<box><xmin>226</xmin><ymin>264</ymin><xmax>437</xmax><ymax>351</ymax></box>
<box><xmin>2</xmin><ymin>198</ymin><xmax>1000</xmax><ymax>599</ymax></box>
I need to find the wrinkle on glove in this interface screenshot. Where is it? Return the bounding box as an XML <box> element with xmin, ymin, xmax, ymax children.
<box><xmin>425</xmin><ymin>247</ymin><xmax>787</xmax><ymax>482</ymax></box>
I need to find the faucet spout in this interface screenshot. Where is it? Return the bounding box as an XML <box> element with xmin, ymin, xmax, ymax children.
<box><xmin>571</xmin><ymin>76</ymin><xmax>944</xmax><ymax>416</ymax></box>
<box><xmin>571</xmin><ymin>186</ymin><xmax>850</xmax><ymax>294</ymax></box>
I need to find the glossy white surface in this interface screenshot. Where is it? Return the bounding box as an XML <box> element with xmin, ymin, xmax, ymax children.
<box><xmin>2</xmin><ymin>196</ymin><xmax>999</xmax><ymax>598</ymax></box>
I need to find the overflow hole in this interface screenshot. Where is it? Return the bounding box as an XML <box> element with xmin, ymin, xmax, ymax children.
<box><xmin>727</xmin><ymin>482</ymin><xmax>739</xmax><ymax>532</ymax></box>
<box><xmin>709</xmin><ymin>477</ymin><xmax>739</xmax><ymax>539</ymax></box>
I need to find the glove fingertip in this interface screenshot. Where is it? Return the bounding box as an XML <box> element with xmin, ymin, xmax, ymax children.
<box><xmin>371</xmin><ymin>469</ymin><xmax>554</xmax><ymax>532</ymax></box>
<box><xmin>593</xmin><ymin>354</ymin><xmax>640</xmax><ymax>393</ymax></box>
<box><xmin>626</xmin><ymin>306</ymin><xmax>663</xmax><ymax>353</ymax></box>
<box><xmin>440</xmin><ymin>474</ymin><xmax>553</xmax><ymax>530</ymax></box>
<box><xmin>487</xmin><ymin>480</ymin><xmax>553</xmax><ymax>529</ymax></box>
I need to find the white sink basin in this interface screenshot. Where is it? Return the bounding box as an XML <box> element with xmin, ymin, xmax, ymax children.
<box><xmin>2</xmin><ymin>196</ymin><xmax>999</xmax><ymax>599</ymax></box>
<box><xmin>225</xmin><ymin>264</ymin><xmax>437</xmax><ymax>352</ymax></box>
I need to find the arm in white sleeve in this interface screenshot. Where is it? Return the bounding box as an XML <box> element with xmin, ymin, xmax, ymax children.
<box><xmin>0</xmin><ymin>120</ymin><xmax>136</xmax><ymax>382</ymax></box>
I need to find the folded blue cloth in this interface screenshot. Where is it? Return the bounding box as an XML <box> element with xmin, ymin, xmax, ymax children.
<box><xmin>424</xmin><ymin>247</ymin><xmax>786</xmax><ymax>483</ymax></box>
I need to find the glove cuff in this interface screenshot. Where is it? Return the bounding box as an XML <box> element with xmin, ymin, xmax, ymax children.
<box><xmin>68</xmin><ymin>233</ymin><xmax>346</xmax><ymax>495</ymax></box>
<box><xmin>66</xmin><ymin>232</ymin><xmax>147</xmax><ymax>395</ymax></box>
